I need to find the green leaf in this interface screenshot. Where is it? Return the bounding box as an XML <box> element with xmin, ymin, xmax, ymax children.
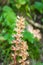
<box><xmin>23</xmin><ymin>30</ymin><xmax>34</xmax><ymax>43</ymax></box>
<box><xmin>3</xmin><ymin>6</ymin><xmax>16</xmax><ymax>28</ymax></box>
<box><xmin>34</xmin><ymin>2</ymin><xmax>43</xmax><ymax>13</ymax></box>
<box><xmin>0</xmin><ymin>16</ymin><xmax>2</xmax><ymax>22</ymax></box>
<box><xmin>3</xmin><ymin>34</ymin><xmax>11</xmax><ymax>40</ymax></box>
<box><xmin>41</xmin><ymin>18</ymin><xmax>43</xmax><ymax>22</ymax></box>
<box><xmin>16</xmin><ymin>0</ymin><xmax>27</xmax><ymax>5</ymax></box>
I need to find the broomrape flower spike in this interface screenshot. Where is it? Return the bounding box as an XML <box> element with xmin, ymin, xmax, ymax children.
<box><xmin>12</xmin><ymin>16</ymin><xmax>29</xmax><ymax>65</ymax></box>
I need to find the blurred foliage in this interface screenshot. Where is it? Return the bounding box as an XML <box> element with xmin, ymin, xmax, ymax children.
<box><xmin>23</xmin><ymin>30</ymin><xmax>40</xmax><ymax>60</ymax></box>
<box><xmin>0</xmin><ymin>6</ymin><xmax>16</xmax><ymax>64</ymax></box>
<box><xmin>0</xmin><ymin>0</ymin><xmax>43</xmax><ymax>65</ymax></box>
<box><xmin>31</xmin><ymin>59</ymin><xmax>43</xmax><ymax>65</ymax></box>
<box><xmin>34</xmin><ymin>2</ymin><xmax>43</xmax><ymax>14</ymax></box>
<box><xmin>0</xmin><ymin>6</ymin><xmax>16</xmax><ymax>43</ymax></box>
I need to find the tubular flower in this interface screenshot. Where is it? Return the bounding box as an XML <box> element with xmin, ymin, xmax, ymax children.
<box><xmin>12</xmin><ymin>16</ymin><xmax>28</xmax><ymax>65</ymax></box>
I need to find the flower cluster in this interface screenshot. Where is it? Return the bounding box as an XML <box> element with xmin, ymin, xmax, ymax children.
<box><xmin>27</xmin><ymin>24</ymin><xmax>41</xmax><ymax>40</ymax></box>
<box><xmin>12</xmin><ymin>16</ymin><xmax>28</xmax><ymax>65</ymax></box>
